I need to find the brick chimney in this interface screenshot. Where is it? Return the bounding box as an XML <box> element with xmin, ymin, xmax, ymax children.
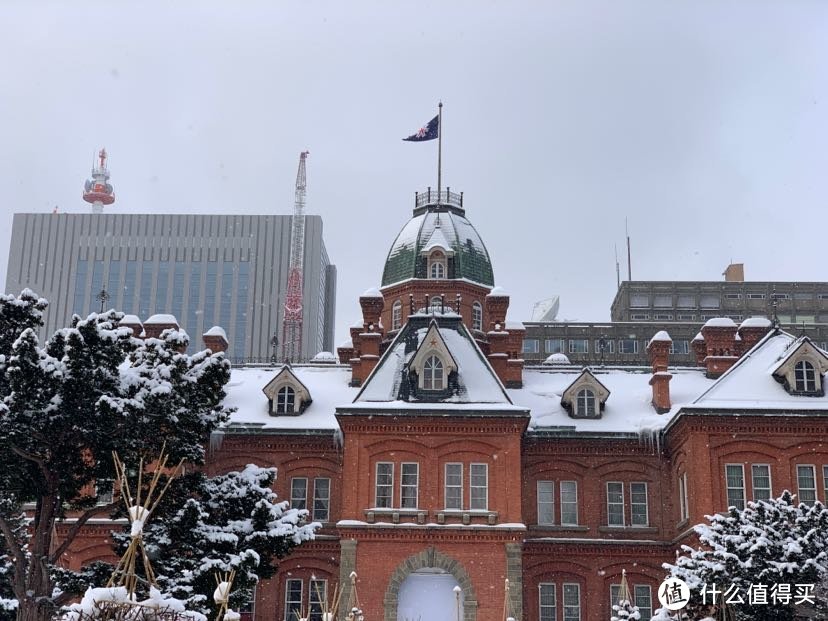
<box><xmin>700</xmin><ymin>317</ymin><xmax>739</xmax><ymax>378</ymax></box>
<box><xmin>355</xmin><ymin>288</ymin><xmax>386</xmax><ymax>383</ymax></box>
<box><xmin>484</xmin><ymin>287</ymin><xmax>509</xmax><ymax>330</ymax></box>
<box><xmin>203</xmin><ymin>326</ymin><xmax>229</xmax><ymax>354</ymax></box>
<box><xmin>143</xmin><ymin>314</ymin><xmax>180</xmax><ymax>339</ymax></box>
<box><xmin>118</xmin><ymin>314</ymin><xmax>143</xmax><ymax>338</ymax></box>
<box><xmin>647</xmin><ymin>330</ymin><xmax>672</xmax><ymax>413</ymax></box>
<box><xmin>691</xmin><ymin>332</ymin><xmax>706</xmax><ymax>366</ymax></box>
<box><xmin>738</xmin><ymin>317</ymin><xmax>773</xmax><ymax>353</ymax></box>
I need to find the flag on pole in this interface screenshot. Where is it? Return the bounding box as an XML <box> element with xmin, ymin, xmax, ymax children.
<box><xmin>403</xmin><ymin>115</ymin><xmax>439</xmax><ymax>142</ymax></box>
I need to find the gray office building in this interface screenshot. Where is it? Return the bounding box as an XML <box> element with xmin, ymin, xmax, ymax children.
<box><xmin>5</xmin><ymin>213</ymin><xmax>336</xmax><ymax>362</ymax></box>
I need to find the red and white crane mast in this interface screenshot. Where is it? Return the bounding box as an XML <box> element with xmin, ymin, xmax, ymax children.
<box><xmin>281</xmin><ymin>151</ymin><xmax>309</xmax><ymax>362</ymax></box>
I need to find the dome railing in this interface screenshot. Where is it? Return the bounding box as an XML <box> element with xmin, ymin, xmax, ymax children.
<box><xmin>415</xmin><ymin>187</ymin><xmax>463</xmax><ymax>209</ymax></box>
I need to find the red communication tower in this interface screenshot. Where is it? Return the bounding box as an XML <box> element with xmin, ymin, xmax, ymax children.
<box><xmin>83</xmin><ymin>148</ymin><xmax>115</xmax><ymax>213</ymax></box>
<box><xmin>281</xmin><ymin>151</ymin><xmax>309</xmax><ymax>362</ymax></box>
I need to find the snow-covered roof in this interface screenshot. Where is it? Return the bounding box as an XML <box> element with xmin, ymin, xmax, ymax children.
<box><xmin>145</xmin><ymin>314</ymin><xmax>179</xmax><ymax>325</ymax></box>
<box><xmin>204</xmin><ymin>326</ymin><xmax>228</xmax><ymax>339</ymax></box>
<box><xmin>692</xmin><ymin>332</ymin><xmax>704</xmax><ymax>342</ymax></box>
<box><xmin>312</xmin><ymin>351</ymin><xmax>337</xmax><ymax>362</ymax></box>
<box><xmin>703</xmin><ymin>317</ymin><xmax>737</xmax><ymax>328</ymax></box>
<box><xmin>420</xmin><ymin>222</ymin><xmax>454</xmax><ymax>255</ymax></box>
<box><xmin>120</xmin><ymin>314</ymin><xmax>141</xmax><ymax>325</ymax></box>
<box><xmin>223</xmin><ymin>365</ymin><xmax>357</xmax><ymax>431</ymax></box>
<box><xmin>543</xmin><ymin>353</ymin><xmax>570</xmax><ymax>365</ymax></box>
<box><xmin>487</xmin><ymin>286</ymin><xmax>508</xmax><ymax>297</ymax></box>
<box><xmin>362</xmin><ymin>287</ymin><xmax>382</xmax><ymax>298</ymax></box>
<box><xmin>685</xmin><ymin>331</ymin><xmax>828</xmax><ymax>411</ymax></box>
<box><xmin>513</xmin><ymin>367</ymin><xmax>714</xmax><ymax>434</ymax></box>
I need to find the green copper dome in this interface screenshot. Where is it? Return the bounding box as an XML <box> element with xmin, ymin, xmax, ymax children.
<box><xmin>381</xmin><ymin>205</ymin><xmax>495</xmax><ymax>287</ymax></box>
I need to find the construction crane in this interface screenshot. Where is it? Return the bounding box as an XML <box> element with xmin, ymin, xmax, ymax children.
<box><xmin>281</xmin><ymin>151</ymin><xmax>309</xmax><ymax>362</ymax></box>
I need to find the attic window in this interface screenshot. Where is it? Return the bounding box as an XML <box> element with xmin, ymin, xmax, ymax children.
<box><xmin>428</xmin><ymin>250</ymin><xmax>446</xmax><ymax>279</ymax></box>
<box><xmin>576</xmin><ymin>389</ymin><xmax>596</xmax><ymax>417</ymax></box>
<box><xmin>795</xmin><ymin>361</ymin><xmax>817</xmax><ymax>392</ymax></box>
<box><xmin>276</xmin><ymin>386</ymin><xmax>295</xmax><ymax>413</ymax></box>
<box><xmin>423</xmin><ymin>355</ymin><xmax>445</xmax><ymax>390</ymax></box>
<box><xmin>472</xmin><ymin>302</ymin><xmax>483</xmax><ymax>331</ymax></box>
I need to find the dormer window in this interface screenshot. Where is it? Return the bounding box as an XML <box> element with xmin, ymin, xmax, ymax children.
<box><xmin>276</xmin><ymin>386</ymin><xmax>295</xmax><ymax>413</ymax></box>
<box><xmin>392</xmin><ymin>300</ymin><xmax>402</xmax><ymax>330</ymax></box>
<box><xmin>262</xmin><ymin>366</ymin><xmax>312</xmax><ymax>415</ymax></box>
<box><xmin>429</xmin><ymin>250</ymin><xmax>446</xmax><ymax>279</ymax></box>
<box><xmin>794</xmin><ymin>361</ymin><xmax>817</xmax><ymax>392</ymax></box>
<box><xmin>423</xmin><ymin>355</ymin><xmax>445</xmax><ymax>390</ymax></box>
<box><xmin>560</xmin><ymin>368</ymin><xmax>610</xmax><ymax>419</ymax></box>
<box><xmin>576</xmin><ymin>388</ymin><xmax>596</xmax><ymax>417</ymax></box>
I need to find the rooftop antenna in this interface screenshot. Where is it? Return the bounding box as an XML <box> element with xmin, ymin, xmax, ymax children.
<box><xmin>614</xmin><ymin>244</ymin><xmax>621</xmax><ymax>289</ymax></box>
<box><xmin>83</xmin><ymin>148</ymin><xmax>116</xmax><ymax>214</ymax></box>
<box><xmin>625</xmin><ymin>218</ymin><xmax>632</xmax><ymax>281</ymax></box>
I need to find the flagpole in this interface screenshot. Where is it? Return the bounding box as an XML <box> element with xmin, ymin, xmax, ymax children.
<box><xmin>437</xmin><ymin>101</ymin><xmax>443</xmax><ymax>206</ymax></box>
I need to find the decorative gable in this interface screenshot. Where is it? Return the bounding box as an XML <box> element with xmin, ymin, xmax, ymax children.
<box><xmin>770</xmin><ymin>337</ymin><xmax>828</xmax><ymax>396</ymax></box>
<box><xmin>560</xmin><ymin>369</ymin><xmax>611</xmax><ymax>419</ymax></box>
<box><xmin>262</xmin><ymin>365</ymin><xmax>313</xmax><ymax>415</ymax></box>
<box><xmin>408</xmin><ymin>321</ymin><xmax>459</xmax><ymax>399</ymax></box>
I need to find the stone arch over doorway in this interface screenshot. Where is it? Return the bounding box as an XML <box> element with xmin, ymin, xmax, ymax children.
<box><xmin>383</xmin><ymin>546</ymin><xmax>478</xmax><ymax>621</ymax></box>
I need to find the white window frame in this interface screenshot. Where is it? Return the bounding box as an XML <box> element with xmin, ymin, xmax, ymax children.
<box><xmin>445</xmin><ymin>463</ymin><xmax>463</xmax><ymax>510</ymax></box>
<box><xmin>794</xmin><ymin>360</ymin><xmax>817</xmax><ymax>392</ymax></box>
<box><xmin>312</xmin><ymin>477</ymin><xmax>330</xmax><ymax>522</ymax></box>
<box><xmin>290</xmin><ymin>477</ymin><xmax>308</xmax><ymax>511</ymax></box>
<box><xmin>391</xmin><ymin>300</ymin><xmax>402</xmax><ymax>330</ymax></box>
<box><xmin>470</xmin><ymin>463</ymin><xmax>488</xmax><ymax>510</ymax></box>
<box><xmin>634</xmin><ymin>585</ymin><xmax>653</xmax><ymax>620</ymax></box>
<box><xmin>472</xmin><ymin>302</ymin><xmax>483</xmax><ymax>331</ymax></box>
<box><xmin>562</xmin><ymin>583</ymin><xmax>581</xmax><ymax>621</ymax></box>
<box><xmin>568</xmin><ymin>339</ymin><xmax>588</xmax><ymax>354</ymax></box>
<box><xmin>606</xmin><ymin>482</ymin><xmax>625</xmax><ymax>526</ymax></box>
<box><xmin>537</xmin><ymin>480</ymin><xmax>555</xmax><ymax>525</ymax></box>
<box><xmin>619</xmin><ymin>339</ymin><xmax>638</xmax><ymax>354</ymax></box>
<box><xmin>423</xmin><ymin>355</ymin><xmax>445</xmax><ymax>390</ymax></box>
<box><xmin>575</xmin><ymin>388</ymin><xmax>596</xmax><ymax>417</ymax></box>
<box><xmin>751</xmin><ymin>464</ymin><xmax>772</xmax><ymax>502</ymax></box>
<box><xmin>539</xmin><ymin>583</ymin><xmax>556</xmax><ymax>621</ymax></box>
<box><xmin>430</xmin><ymin>261</ymin><xmax>445</xmax><ymax>279</ymax></box>
<box><xmin>725</xmin><ymin>464</ymin><xmax>746</xmax><ymax>510</ymax></box>
<box><xmin>595</xmin><ymin>339</ymin><xmax>614</xmax><ymax>354</ymax></box>
<box><xmin>630</xmin><ymin>482</ymin><xmax>648</xmax><ymax>526</ymax></box>
<box><xmin>276</xmin><ymin>385</ymin><xmax>296</xmax><ymax>413</ymax></box>
<box><xmin>545</xmin><ymin>338</ymin><xmax>565</xmax><ymax>354</ymax></box>
<box><xmin>400</xmin><ymin>462</ymin><xmax>419</xmax><ymax>509</ymax></box>
<box><xmin>560</xmin><ymin>480</ymin><xmax>578</xmax><ymax>526</ymax></box>
<box><xmin>375</xmin><ymin>462</ymin><xmax>394</xmax><ymax>508</ymax></box>
<box><xmin>523</xmin><ymin>339</ymin><xmax>540</xmax><ymax>354</ymax></box>
<box><xmin>284</xmin><ymin>578</ymin><xmax>303</xmax><ymax>621</ymax></box>
<box><xmin>797</xmin><ymin>464</ymin><xmax>817</xmax><ymax>506</ymax></box>
<box><xmin>309</xmin><ymin>579</ymin><xmax>327</xmax><ymax>621</ymax></box>
<box><xmin>678</xmin><ymin>472</ymin><xmax>689</xmax><ymax>522</ymax></box>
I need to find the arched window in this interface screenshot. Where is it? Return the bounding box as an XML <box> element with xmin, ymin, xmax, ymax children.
<box><xmin>472</xmin><ymin>302</ymin><xmax>483</xmax><ymax>331</ymax></box>
<box><xmin>276</xmin><ymin>386</ymin><xmax>295</xmax><ymax>413</ymax></box>
<box><xmin>430</xmin><ymin>296</ymin><xmax>443</xmax><ymax>313</ymax></box>
<box><xmin>795</xmin><ymin>360</ymin><xmax>817</xmax><ymax>392</ymax></box>
<box><xmin>429</xmin><ymin>250</ymin><xmax>446</xmax><ymax>279</ymax></box>
<box><xmin>576</xmin><ymin>388</ymin><xmax>596</xmax><ymax>417</ymax></box>
<box><xmin>392</xmin><ymin>300</ymin><xmax>402</xmax><ymax>330</ymax></box>
<box><xmin>423</xmin><ymin>355</ymin><xmax>444</xmax><ymax>390</ymax></box>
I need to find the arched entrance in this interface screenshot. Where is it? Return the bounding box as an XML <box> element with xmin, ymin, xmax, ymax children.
<box><xmin>397</xmin><ymin>569</ymin><xmax>462</xmax><ymax>621</ymax></box>
<box><xmin>383</xmin><ymin>547</ymin><xmax>478</xmax><ymax>621</ymax></box>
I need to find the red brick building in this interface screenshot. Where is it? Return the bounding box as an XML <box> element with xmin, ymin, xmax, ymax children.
<box><xmin>69</xmin><ymin>190</ymin><xmax>828</xmax><ymax>621</ymax></box>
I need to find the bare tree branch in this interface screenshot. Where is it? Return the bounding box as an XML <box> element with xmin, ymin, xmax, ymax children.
<box><xmin>49</xmin><ymin>501</ymin><xmax>120</xmax><ymax>563</ymax></box>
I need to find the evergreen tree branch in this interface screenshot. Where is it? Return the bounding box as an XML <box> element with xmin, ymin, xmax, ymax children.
<box><xmin>49</xmin><ymin>501</ymin><xmax>120</xmax><ymax>564</ymax></box>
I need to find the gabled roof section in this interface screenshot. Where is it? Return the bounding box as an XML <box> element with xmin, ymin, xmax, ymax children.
<box><xmin>769</xmin><ymin>336</ymin><xmax>828</xmax><ymax>377</ymax></box>
<box><xmin>353</xmin><ymin>313</ymin><xmax>513</xmax><ymax>406</ymax></box>
<box><xmin>686</xmin><ymin>330</ymin><xmax>828</xmax><ymax>410</ymax></box>
<box><xmin>420</xmin><ymin>221</ymin><xmax>455</xmax><ymax>256</ymax></box>
<box><xmin>560</xmin><ymin>368</ymin><xmax>611</xmax><ymax>406</ymax></box>
<box><xmin>262</xmin><ymin>364</ymin><xmax>312</xmax><ymax>403</ymax></box>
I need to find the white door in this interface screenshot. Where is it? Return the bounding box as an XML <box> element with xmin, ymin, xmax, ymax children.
<box><xmin>397</xmin><ymin>570</ymin><xmax>463</xmax><ymax>621</ymax></box>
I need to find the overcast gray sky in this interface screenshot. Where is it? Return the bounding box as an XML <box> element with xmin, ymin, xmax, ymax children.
<box><xmin>1</xmin><ymin>0</ymin><xmax>826</xmax><ymax>346</ymax></box>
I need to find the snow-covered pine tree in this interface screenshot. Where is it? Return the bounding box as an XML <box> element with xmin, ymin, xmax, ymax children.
<box><xmin>104</xmin><ymin>465</ymin><xmax>317</xmax><ymax>618</ymax></box>
<box><xmin>663</xmin><ymin>491</ymin><xmax>828</xmax><ymax>620</ymax></box>
<box><xmin>0</xmin><ymin>303</ymin><xmax>231</xmax><ymax>621</ymax></box>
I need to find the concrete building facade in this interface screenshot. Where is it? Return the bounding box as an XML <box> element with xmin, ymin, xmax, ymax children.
<box><xmin>4</xmin><ymin>213</ymin><xmax>336</xmax><ymax>361</ymax></box>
